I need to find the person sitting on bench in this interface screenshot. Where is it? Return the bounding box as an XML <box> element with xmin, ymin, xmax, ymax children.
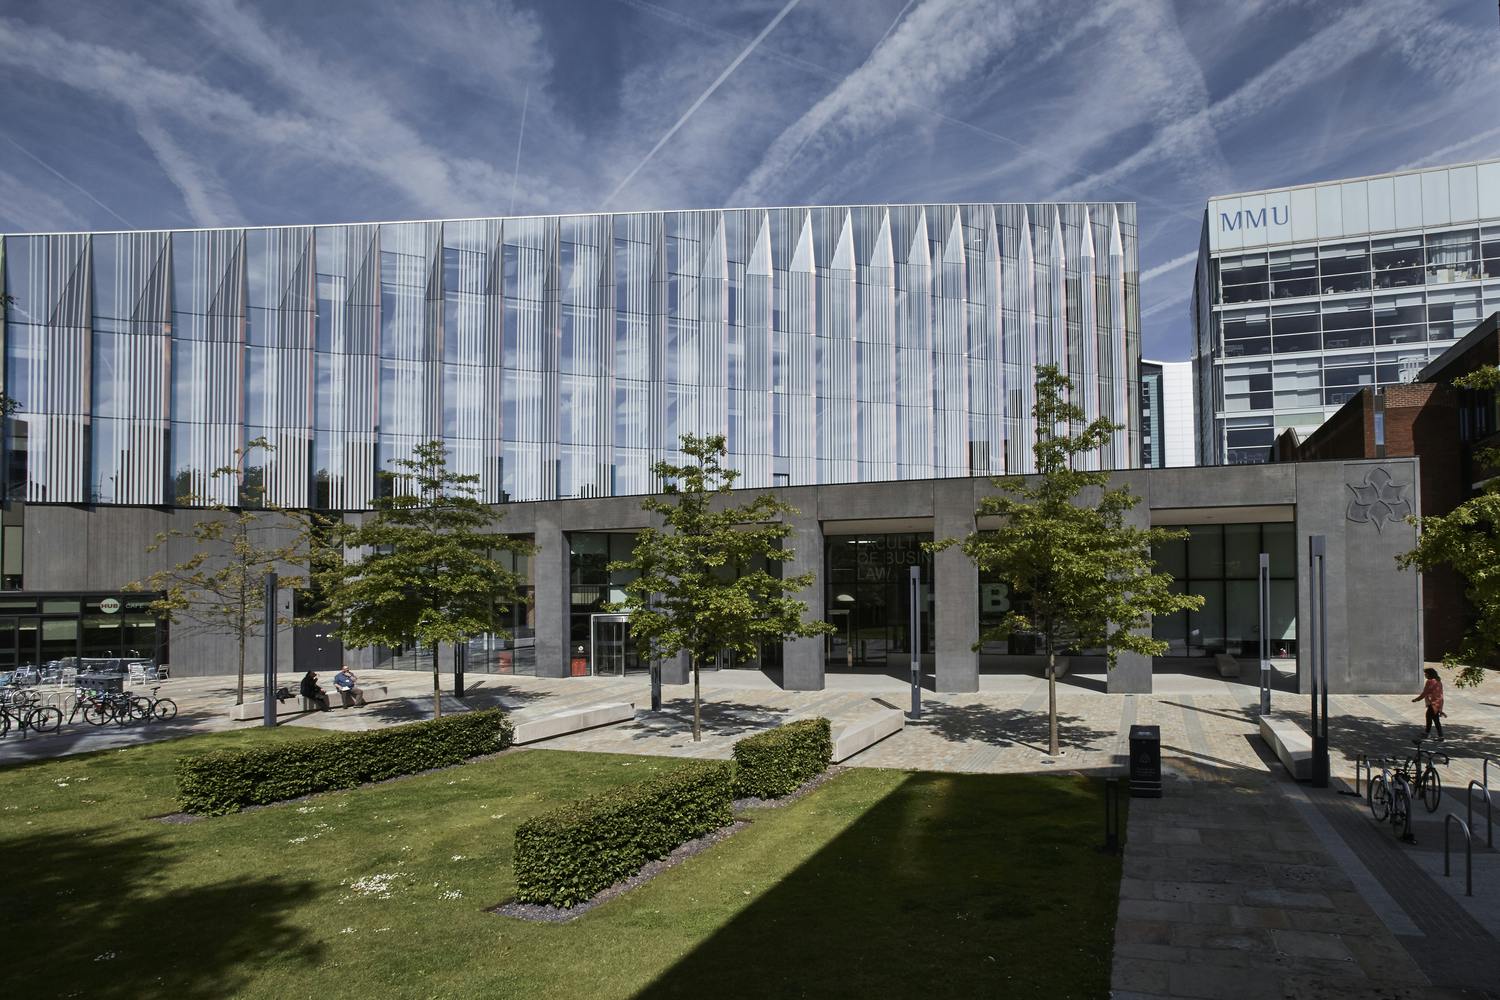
<box><xmin>333</xmin><ymin>664</ymin><xmax>366</xmax><ymax>708</ymax></box>
<box><xmin>299</xmin><ymin>671</ymin><xmax>330</xmax><ymax>712</ymax></box>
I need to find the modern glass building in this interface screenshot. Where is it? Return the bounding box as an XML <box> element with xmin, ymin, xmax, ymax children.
<box><xmin>1139</xmin><ymin>358</ymin><xmax>1195</xmax><ymax>468</ymax></box>
<box><xmin>1</xmin><ymin>202</ymin><xmax>1141</xmax><ymax>512</ymax></box>
<box><xmin>1192</xmin><ymin>158</ymin><xmax>1500</xmax><ymax>465</ymax></box>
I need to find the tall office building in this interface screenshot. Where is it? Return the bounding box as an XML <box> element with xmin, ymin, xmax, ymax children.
<box><xmin>1193</xmin><ymin>159</ymin><xmax>1500</xmax><ymax>465</ymax></box>
<box><xmin>1139</xmin><ymin>359</ymin><xmax>1195</xmax><ymax>468</ymax></box>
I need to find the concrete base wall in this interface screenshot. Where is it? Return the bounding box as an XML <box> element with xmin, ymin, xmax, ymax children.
<box><xmin>13</xmin><ymin>457</ymin><xmax>1425</xmax><ymax>694</ymax></box>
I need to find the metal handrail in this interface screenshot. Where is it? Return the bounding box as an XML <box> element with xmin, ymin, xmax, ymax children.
<box><xmin>1470</xmin><ymin>780</ymin><xmax>1494</xmax><ymax>850</ymax></box>
<box><xmin>1444</xmin><ymin>814</ymin><xmax>1473</xmax><ymax>897</ymax></box>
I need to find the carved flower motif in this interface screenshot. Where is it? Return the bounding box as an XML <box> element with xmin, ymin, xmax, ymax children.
<box><xmin>1346</xmin><ymin>467</ymin><xmax>1411</xmax><ymax>532</ymax></box>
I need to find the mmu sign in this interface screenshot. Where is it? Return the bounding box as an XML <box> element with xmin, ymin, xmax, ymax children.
<box><xmin>1219</xmin><ymin>203</ymin><xmax>1289</xmax><ymax>233</ymax></box>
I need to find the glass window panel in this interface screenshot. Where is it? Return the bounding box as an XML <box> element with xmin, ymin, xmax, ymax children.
<box><xmin>1187</xmin><ymin>581</ymin><xmax>1224</xmax><ymax>654</ymax></box>
<box><xmin>1154</xmin><ymin>537</ymin><xmax>1186</xmax><ymax>579</ymax></box>
<box><xmin>1225</xmin><ymin>580</ymin><xmax>1260</xmax><ymax>656</ymax></box>
<box><xmin>1186</xmin><ymin>525</ymin><xmax>1223</xmax><ymax>578</ymax></box>
<box><xmin>1223</xmin><ymin>524</ymin><xmax>1261</xmax><ymax>578</ymax></box>
<box><xmin>1270</xmin><ymin>580</ymin><xmax>1297</xmax><ymax>645</ymax></box>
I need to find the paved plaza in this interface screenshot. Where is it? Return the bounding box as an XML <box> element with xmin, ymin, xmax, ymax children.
<box><xmin>4</xmin><ymin>662</ymin><xmax>1499</xmax><ymax>997</ymax></box>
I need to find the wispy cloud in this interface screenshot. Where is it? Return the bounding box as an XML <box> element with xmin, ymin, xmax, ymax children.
<box><xmin>602</xmin><ymin>0</ymin><xmax>803</xmax><ymax>208</ymax></box>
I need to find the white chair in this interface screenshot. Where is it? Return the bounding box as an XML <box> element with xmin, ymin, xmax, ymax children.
<box><xmin>127</xmin><ymin>664</ymin><xmax>148</xmax><ymax>687</ymax></box>
<box><xmin>60</xmin><ymin>666</ymin><xmax>77</xmax><ymax>688</ymax></box>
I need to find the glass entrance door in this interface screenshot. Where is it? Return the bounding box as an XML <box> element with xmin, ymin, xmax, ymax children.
<box><xmin>590</xmin><ymin>614</ymin><xmax>635</xmax><ymax>677</ymax></box>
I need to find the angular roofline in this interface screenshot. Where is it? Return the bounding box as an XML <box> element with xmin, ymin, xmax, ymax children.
<box><xmin>1</xmin><ymin>200</ymin><xmax>1136</xmax><ymax>240</ymax></box>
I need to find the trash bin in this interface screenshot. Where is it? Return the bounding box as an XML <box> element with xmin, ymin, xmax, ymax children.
<box><xmin>1128</xmin><ymin>724</ymin><xmax>1162</xmax><ymax>798</ymax></box>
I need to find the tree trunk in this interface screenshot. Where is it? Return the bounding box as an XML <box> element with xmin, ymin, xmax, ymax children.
<box><xmin>432</xmin><ymin>644</ymin><xmax>442</xmax><ymax>720</ymax></box>
<box><xmin>1047</xmin><ymin>648</ymin><xmax>1060</xmax><ymax>757</ymax></box>
<box><xmin>236</xmin><ymin>638</ymin><xmax>246</xmax><ymax>706</ymax></box>
<box><xmin>692</xmin><ymin>656</ymin><xmax>702</xmax><ymax>743</ymax></box>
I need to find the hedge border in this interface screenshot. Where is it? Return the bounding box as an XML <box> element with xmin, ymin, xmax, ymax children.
<box><xmin>513</xmin><ymin>759</ymin><xmax>736</xmax><ymax>908</ymax></box>
<box><xmin>732</xmin><ymin>717</ymin><xmax>832</xmax><ymax>799</ymax></box>
<box><xmin>175</xmin><ymin>708</ymin><xmax>513</xmax><ymax>815</ymax></box>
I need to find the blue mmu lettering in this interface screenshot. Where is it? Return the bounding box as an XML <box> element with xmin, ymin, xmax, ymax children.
<box><xmin>1220</xmin><ymin>204</ymin><xmax>1289</xmax><ymax>232</ymax></box>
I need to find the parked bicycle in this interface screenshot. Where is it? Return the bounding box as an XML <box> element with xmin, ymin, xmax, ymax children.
<box><xmin>0</xmin><ymin>689</ymin><xmax>63</xmax><ymax>737</ymax></box>
<box><xmin>1369</xmin><ymin>757</ymin><xmax>1415</xmax><ymax>842</ymax></box>
<box><xmin>129</xmin><ymin>686</ymin><xmax>178</xmax><ymax>723</ymax></box>
<box><xmin>1398</xmin><ymin>740</ymin><xmax>1449</xmax><ymax>813</ymax></box>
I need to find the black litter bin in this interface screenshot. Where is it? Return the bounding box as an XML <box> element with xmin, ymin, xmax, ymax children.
<box><xmin>1128</xmin><ymin>724</ymin><xmax>1162</xmax><ymax>798</ymax></box>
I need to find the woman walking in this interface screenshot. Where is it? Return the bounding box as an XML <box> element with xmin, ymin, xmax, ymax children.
<box><xmin>1413</xmin><ymin>667</ymin><xmax>1445</xmax><ymax>742</ymax></box>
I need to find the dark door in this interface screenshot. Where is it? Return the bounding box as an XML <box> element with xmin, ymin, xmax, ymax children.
<box><xmin>293</xmin><ymin>624</ymin><xmax>343</xmax><ymax>674</ymax></box>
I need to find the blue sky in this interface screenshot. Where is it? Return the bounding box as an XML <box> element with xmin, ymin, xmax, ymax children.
<box><xmin>0</xmin><ymin>0</ymin><xmax>1496</xmax><ymax>359</ymax></box>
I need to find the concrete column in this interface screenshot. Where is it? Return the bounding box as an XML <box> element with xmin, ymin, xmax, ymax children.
<box><xmin>781</xmin><ymin>504</ymin><xmax>825</xmax><ymax>691</ymax></box>
<box><xmin>661</xmin><ymin>650</ymin><xmax>690</xmax><ymax>685</ymax></box>
<box><xmin>533</xmin><ymin>513</ymin><xmax>571</xmax><ymax>679</ymax></box>
<box><xmin>934</xmin><ymin>479</ymin><xmax>979</xmax><ymax>693</ymax></box>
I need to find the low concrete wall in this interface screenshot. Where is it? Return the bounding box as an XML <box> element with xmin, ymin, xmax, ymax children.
<box><xmin>512</xmin><ymin>701</ymin><xmax>635</xmax><ymax>745</ymax></box>
<box><xmin>831</xmin><ymin>709</ymin><xmax>904</xmax><ymax>762</ymax></box>
<box><xmin>1258</xmin><ymin>714</ymin><xmax>1311</xmax><ymax>781</ymax></box>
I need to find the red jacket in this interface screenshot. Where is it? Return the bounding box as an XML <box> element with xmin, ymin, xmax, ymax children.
<box><xmin>1420</xmin><ymin>678</ymin><xmax>1444</xmax><ymax>714</ymax></box>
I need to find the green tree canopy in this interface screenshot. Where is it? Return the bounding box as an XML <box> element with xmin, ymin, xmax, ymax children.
<box><xmin>127</xmin><ymin>439</ymin><xmax>315</xmax><ymax>705</ymax></box>
<box><xmin>609</xmin><ymin>434</ymin><xmax>833</xmax><ymax>741</ymax></box>
<box><xmin>314</xmin><ymin>439</ymin><xmax>534</xmax><ymax>717</ymax></box>
<box><xmin>1398</xmin><ymin>365</ymin><xmax>1500</xmax><ymax>687</ymax></box>
<box><xmin>939</xmin><ymin>365</ymin><xmax>1203</xmax><ymax>754</ymax></box>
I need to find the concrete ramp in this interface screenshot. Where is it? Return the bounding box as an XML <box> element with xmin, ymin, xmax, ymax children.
<box><xmin>831</xmin><ymin>709</ymin><xmax>905</xmax><ymax>763</ymax></box>
<box><xmin>512</xmin><ymin>701</ymin><xmax>636</xmax><ymax>745</ymax></box>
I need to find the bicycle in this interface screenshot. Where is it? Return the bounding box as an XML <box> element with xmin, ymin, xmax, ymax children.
<box><xmin>1369</xmin><ymin>757</ymin><xmax>1415</xmax><ymax>842</ymax></box>
<box><xmin>1398</xmin><ymin>740</ymin><xmax>1449</xmax><ymax>813</ymax></box>
<box><xmin>129</xmin><ymin>686</ymin><xmax>178</xmax><ymax>723</ymax></box>
<box><xmin>0</xmin><ymin>697</ymin><xmax>63</xmax><ymax>737</ymax></box>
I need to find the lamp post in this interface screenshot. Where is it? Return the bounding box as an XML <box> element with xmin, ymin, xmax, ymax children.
<box><xmin>908</xmin><ymin>565</ymin><xmax>922</xmax><ymax>720</ymax></box>
<box><xmin>1308</xmin><ymin>535</ymin><xmax>1330</xmax><ymax>787</ymax></box>
<box><xmin>1258</xmin><ymin>552</ymin><xmax>1271</xmax><ymax>716</ymax></box>
<box><xmin>261</xmin><ymin>572</ymin><xmax>277</xmax><ymax>728</ymax></box>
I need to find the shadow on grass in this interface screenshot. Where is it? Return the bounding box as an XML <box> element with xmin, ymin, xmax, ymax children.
<box><xmin>0</xmin><ymin>827</ymin><xmax>322</xmax><ymax>998</ymax></box>
<box><xmin>0</xmin><ymin>710</ymin><xmax>231</xmax><ymax>766</ymax></box>
<box><xmin>635</xmin><ymin>771</ymin><xmax>1119</xmax><ymax>1000</ymax></box>
<box><xmin>914</xmin><ymin>703</ymin><xmax>1116</xmax><ymax>754</ymax></box>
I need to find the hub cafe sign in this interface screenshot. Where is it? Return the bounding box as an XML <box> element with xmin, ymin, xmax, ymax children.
<box><xmin>99</xmin><ymin>598</ymin><xmax>121</xmax><ymax>614</ymax></box>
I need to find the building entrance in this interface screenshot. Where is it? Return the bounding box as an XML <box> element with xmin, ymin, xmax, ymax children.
<box><xmin>589</xmin><ymin>614</ymin><xmax>641</xmax><ymax>676</ymax></box>
<box><xmin>824</xmin><ymin>533</ymin><xmax>934</xmax><ymax>670</ymax></box>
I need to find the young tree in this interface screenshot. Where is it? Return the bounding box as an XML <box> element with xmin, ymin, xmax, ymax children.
<box><xmin>128</xmin><ymin>440</ymin><xmax>311</xmax><ymax>706</ymax></box>
<box><xmin>938</xmin><ymin>366</ymin><xmax>1203</xmax><ymax>756</ymax></box>
<box><xmin>1398</xmin><ymin>366</ymin><xmax>1500</xmax><ymax>688</ymax></box>
<box><xmin>610</xmin><ymin>434</ymin><xmax>834</xmax><ymax>741</ymax></box>
<box><xmin>314</xmin><ymin>439</ymin><xmax>533</xmax><ymax>718</ymax></box>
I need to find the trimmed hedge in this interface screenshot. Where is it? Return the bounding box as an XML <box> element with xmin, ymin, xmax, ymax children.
<box><xmin>176</xmin><ymin>708</ymin><xmax>513</xmax><ymax>815</ymax></box>
<box><xmin>732</xmin><ymin>717</ymin><xmax>832</xmax><ymax>799</ymax></box>
<box><xmin>513</xmin><ymin>759</ymin><xmax>735</xmax><ymax>908</ymax></box>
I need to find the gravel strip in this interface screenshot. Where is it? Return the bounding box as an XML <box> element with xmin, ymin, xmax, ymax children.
<box><xmin>492</xmin><ymin>820</ymin><xmax>751</xmax><ymax>923</ymax></box>
<box><xmin>731</xmin><ymin>765</ymin><xmax>845</xmax><ymax>811</ymax></box>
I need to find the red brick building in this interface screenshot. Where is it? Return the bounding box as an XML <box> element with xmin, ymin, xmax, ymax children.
<box><xmin>1273</xmin><ymin>311</ymin><xmax>1499</xmax><ymax>661</ymax></box>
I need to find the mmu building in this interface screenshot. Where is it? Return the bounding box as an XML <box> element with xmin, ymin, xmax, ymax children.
<box><xmin>0</xmin><ymin>203</ymin><xmax>1422</xmax><ymax>692</ymax></box>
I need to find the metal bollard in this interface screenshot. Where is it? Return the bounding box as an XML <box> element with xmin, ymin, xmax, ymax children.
<box><xmin>1444</xmin><ymin>813</ymin><xmax>1473</xmax><ymax>897</ymax></box>
<box><xmin>1469</xmin><ymin>780</ymin><xmax>1493</xmax><ymax>850</ymax></box>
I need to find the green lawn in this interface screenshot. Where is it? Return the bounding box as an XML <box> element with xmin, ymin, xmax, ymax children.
<box><xmin>1</xmin><ymin>731</ymin><xmax>1122</xmax><ymax>999</ymax></box>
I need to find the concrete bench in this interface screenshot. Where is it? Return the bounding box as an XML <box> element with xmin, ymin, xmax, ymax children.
<box><xmin>831</xmin><ymin>709</ymin><xmax>904</xmax><ymax>763</ymax></box>
<box><xmin>1258</xmin><ymin>714</ymin><xmax>1311</xmax><ymax>781</ymax></box>
<box><xmin>1214</xmin><ymin>654</ymin><xmax>1242</xmax><ymax>679</ymax></box>
<box><xmin>226</xmin><ymin>684</ymin><xmax>390</xmax><ymax>721</ymax></box>
<box><xmin>511</xmin><ymin>701</ymin><xmax>635</xmax><ymax>745</ymax></box>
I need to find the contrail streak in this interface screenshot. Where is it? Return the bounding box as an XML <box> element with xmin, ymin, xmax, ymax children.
<box><xmin>602</xmin><ymin>0</ymin><xmax>802</xmax><ymax>208</ymax></box>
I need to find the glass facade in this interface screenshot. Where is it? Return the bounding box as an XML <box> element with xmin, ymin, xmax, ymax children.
<box><xmin>824</xmin><ymin>533</ymin><xmax>934</xmax><ymax>669</ymax></box>
<box><xmin>0</xmin><ymin>592</ymin><xmax>166</xmax><ymax>673</ymax></box>
<box><xmin>1195</xmin><ymin>159</ymin><xmax>1500</xmax><ymax>464</ymax></box>
<box><xmin>1151</xmin><ymin>523</ymin><xmax>1296</xmax><ymax>657</ymax></box>
<box><xmin>1140</xmin><ymin>361</ymin><xmax>1164</xmax><ymax>468</ymax></box>
<box><xmin>2</xmin><ymin>202</ymin><xmax>1140</xmax><ymax>510</ymax></box>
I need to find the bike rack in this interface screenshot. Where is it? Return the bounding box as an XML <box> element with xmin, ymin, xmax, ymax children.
<box><xmin>1103</xmin><ymin>778</ymin><xmax>1123</xmax><ymax>854</ymax></box>
<box><xmin>1444</xmin><ymin>814</ymin><xmax>1473</xmax><ymax>897</ymax></box>
<box><xmin>1353</xmin><ymin>754</ymin><xmax>1373</xmax><ymax>799</ymax></box>
<box><xmin>1470</xmin><ymin>780</ymin><xmax>1494</xmax><ymax>850</ymax></box>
